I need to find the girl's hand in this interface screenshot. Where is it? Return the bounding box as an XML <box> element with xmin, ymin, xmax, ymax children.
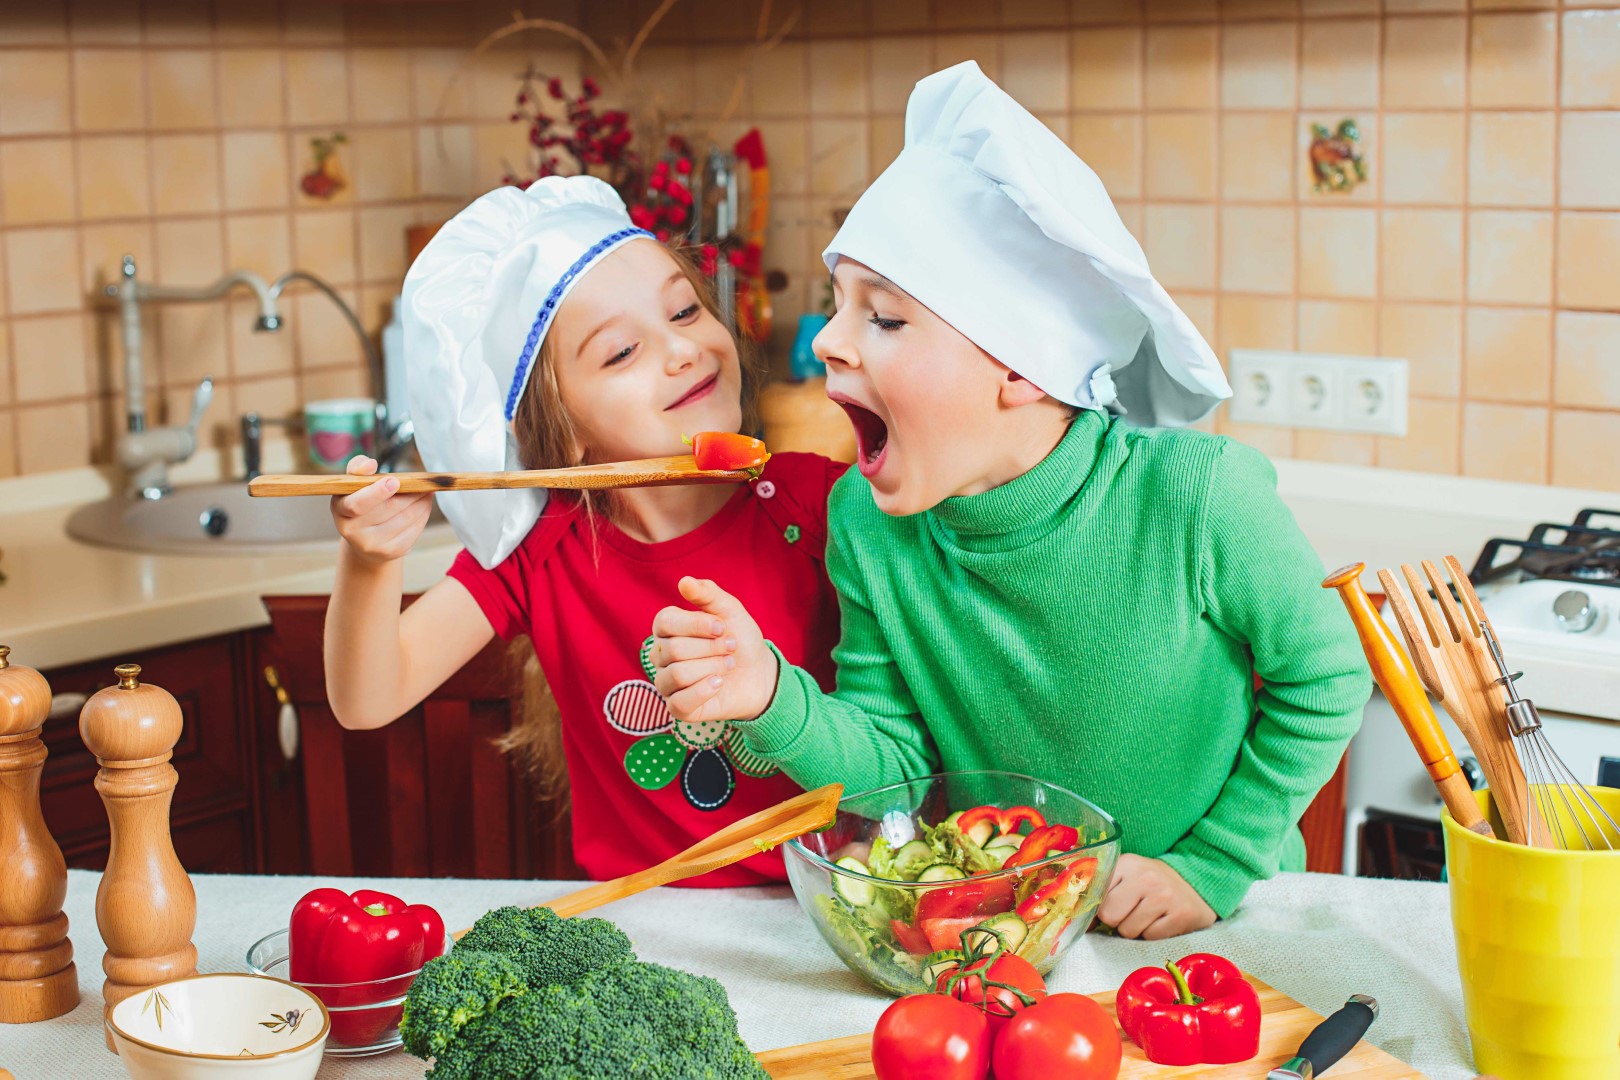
<box><xmin>651</xmin><ymin>577</ymin><xmax>778</xmax><ymax>725</ymax></box>
<box><xmin>329</xmin><ymin>455</ymin><xmax>434</xmax><ymax>566</ymax></box>
<box><xmin>1096</xmin><ymin>854</ymin><xmax>1217</xmax><ymax>940</ymax></box>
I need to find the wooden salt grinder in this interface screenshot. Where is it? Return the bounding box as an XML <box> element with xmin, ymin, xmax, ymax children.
<box><xmin>0</xmin><ymin>646</ymin><xmax>80</xmax><ymax>1023</ymax></box>
<box><xmin>79</xmin><ymin>664</ymin><xmax>196</xmax><ymax>1051</ymax></box>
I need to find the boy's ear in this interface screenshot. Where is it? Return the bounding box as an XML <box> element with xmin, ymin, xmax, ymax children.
<box><xmin>998</xmin><ymin>369</ymin><xmax>1050</xmax><ymax>409</ymax></box>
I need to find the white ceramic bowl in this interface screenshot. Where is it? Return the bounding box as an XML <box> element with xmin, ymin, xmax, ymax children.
<box><xmin>107</xmin><ymin>973</ymin><xmax>329</xmax><ymax>1079</ymax></box>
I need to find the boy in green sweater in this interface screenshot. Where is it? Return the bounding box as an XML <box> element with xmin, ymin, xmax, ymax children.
<box><xmin>651</xmin><ymin>63</ymin><xmax>1370</xmax><ymax>938</ymax></box>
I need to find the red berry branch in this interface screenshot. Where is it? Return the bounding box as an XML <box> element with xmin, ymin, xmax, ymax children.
<box><xmin>503</xmin><ymin>66</ymin><xmax>698</xmax><ymax>244</ymax></box>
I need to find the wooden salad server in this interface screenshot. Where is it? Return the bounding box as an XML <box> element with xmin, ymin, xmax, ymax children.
<box><xmin>249</xmin><ymin>454</ymin><xmax>760</xmax><ymax>498</ymax></box>
<box><xmin>453</xmin><ymin>783</ymin><xmax>842</xmax><ymax>939</ymax></box>
<box><xmin>1322</xmin><ymin>564</ymin><xmax>1494</xmax><ymax>838</ymax></box>
<box><xmin>1386</xmin><ymin>558</ymin><xmax>1546</xmax><ymax>846</ymax></box>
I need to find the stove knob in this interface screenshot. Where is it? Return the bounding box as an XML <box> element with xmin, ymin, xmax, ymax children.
<box><xmin>1553</xmin><ymin>589</ymin><xmax>1597</xmax><ymax>633</ymax></box>
<box><xmin>1459</xmin><ymin>756</ymin><xmax>1486</xmax><ymax>791</ymax></box>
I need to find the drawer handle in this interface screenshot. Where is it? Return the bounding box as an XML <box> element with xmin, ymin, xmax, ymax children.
<box><xmin>264</xmin><ymin>666</ymin><xmax>299</xmax><ymax>762</ymax></box>
<box><xmin>49</xmin><ymin>692</ymin><xmax>87</xmax><ymax>722</ymax></box>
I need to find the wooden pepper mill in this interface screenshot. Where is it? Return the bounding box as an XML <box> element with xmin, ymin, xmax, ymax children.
<box><xmin>0</xmin><ymin>645</ymin><xmax>80</xmax><ymax>1023</ymax></box>
<box><xmin>79</xmin><ymin>664</ymin><xmax>196</xmax><ymax>1050</ymax></box>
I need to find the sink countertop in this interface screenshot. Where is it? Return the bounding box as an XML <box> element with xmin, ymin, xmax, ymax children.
<box><xmin>2</xmin><ymin>447</ymin><xmax>1615</xmax><ymax>671</ymax></box>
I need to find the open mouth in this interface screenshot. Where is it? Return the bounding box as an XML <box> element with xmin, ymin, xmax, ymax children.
<box><xmin>832</xmin><ymin>396</ymin><xmax>890</xmax><ymax>478</ymax></box>
<box><xmin>665</xmin><ymin>373</ymin><xmax>718</xmax><ymax>411</ymax></box>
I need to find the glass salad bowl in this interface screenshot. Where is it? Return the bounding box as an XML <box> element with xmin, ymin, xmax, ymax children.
<box><xmin>784</xmin><ymin>770</ymin><xmax>1120</xmax><ymax>996</ymax></box>
<box><xmin>247</xmin><ymin>928</ymin><xmax>453</xmax><ymax>1057</ymax></box>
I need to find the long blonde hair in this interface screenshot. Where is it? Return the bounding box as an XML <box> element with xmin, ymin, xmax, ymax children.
<box><xmin>498</xmin><ymin>243</ymin><xmax>761</xmax><ymax>796</ymax></box>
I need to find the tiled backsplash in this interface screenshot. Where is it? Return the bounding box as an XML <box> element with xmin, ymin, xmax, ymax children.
<box><xmin>0</xmin><ymin>0</ymin><xmax>577</xmax><ymax>477</ymax></box>
<box><xmin>1</xmin><ymin>0</ymin><xmax>1617</xmax><ymax>494</ymax></box>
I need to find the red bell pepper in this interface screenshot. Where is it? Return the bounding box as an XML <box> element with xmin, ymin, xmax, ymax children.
<box><xmin>289</xmin><ymin>888</ymin><xmax>447</xmax><ymax>1046</ymax></box>
<box><xmin>997</xmin><ymin>805</ymin><xmax>1046</xmax><ymax>836</ymax></box>
<box><xmin>1014</xmin><ymin>857</ymin><xmax>1097</xmax><ymax>922</ymax></box>
<box><xmin>956</xmin><ymin>805</ymin><xmax>1004</xmax><ymax>846</ymax></box>
<box><xmin>1115</xmin><ymin>953</ymin><xmax>1261</xmax><ymax>1066</ymax></box>
<box><xmin>1002</xmin><ymin>824</ymin><xmax>1079</xmax><ymax>868</ymax></box>
<box><xmin>687</xmin><ymin>431</ymin><xmax>770</xmax><ymax>472</ymax></box>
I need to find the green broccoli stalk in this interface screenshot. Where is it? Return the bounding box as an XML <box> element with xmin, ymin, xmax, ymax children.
<box><xmin>454</xmin><ymin>905</ymin><xmax>633</xmax><ymax>988</ymax></box>
<box><xmin>400</xmin><ymin>905</ymin><xmax>766</xmax><ymax>1078</ymax></box>
<box><xmin>428</xmin><ymin>960</ymin><xmax>767</xmax><ymax>1080</ymax></box>
<box><xmin>399</xmin><ymin>948</ymin><xmax>526</xmax><ymax>1060</ymax></box>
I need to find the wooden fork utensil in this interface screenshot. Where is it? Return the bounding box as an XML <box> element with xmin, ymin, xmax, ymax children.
<box><xmin>248</xmin><ymin>455</ymin><xmax>757</xmax><ymax>498</ymax></box>
<box><xmin>1378</xmin><ymin>556</ymin><xmax>1549</xmax><ymax>847</ymax></box>
<box><xmin>453</xmin><ymin>784</ymin><xmax>843</xmax><ymax>938</ymax></box>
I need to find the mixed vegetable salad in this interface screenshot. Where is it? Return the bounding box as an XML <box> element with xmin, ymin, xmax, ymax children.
<box><xmin>813</xmin><ymin>804</ymin><xmax>1104</xmax><ymax>995</ymax></box>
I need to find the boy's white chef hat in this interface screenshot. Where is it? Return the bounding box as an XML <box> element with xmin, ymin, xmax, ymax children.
<box><xmin>824</xmin><ymin>62</ymin><xmax>1231</xmax><ymax>426</ymax></box>
<box><xmin>403</xmin><ymin>176</ymin><xmax>651</xmax><ymax>569</ymax></box>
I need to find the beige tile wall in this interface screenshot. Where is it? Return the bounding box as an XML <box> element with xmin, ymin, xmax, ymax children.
<box><xmin>2</xmin><ymin>0</ymin><xmax>1617</xmax><ymax>495</ymax></box>
<box><xmin>610</xmin><ymin>0</ymin><xmax>1620</xmax><ymax>492</ymax></box>
<box><xmin>0</xmin><ymin>0</ymin><xmax>578</xmax><ymax>477</ymax></box>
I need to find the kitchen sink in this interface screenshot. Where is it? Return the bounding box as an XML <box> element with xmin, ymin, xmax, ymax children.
<box><xmin>66</xmin><ymin>481</ymin><xmax>447</xmax><ymax>556</ymax></box>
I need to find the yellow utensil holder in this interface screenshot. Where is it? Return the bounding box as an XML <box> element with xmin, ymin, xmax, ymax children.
<box><xmin>1442</xmin><ymin>786</ymin><xmax>1620</xmax><ymax>1080</ymax></box>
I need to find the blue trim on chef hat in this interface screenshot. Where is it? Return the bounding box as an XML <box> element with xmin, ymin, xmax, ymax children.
<box><xmin>505</xmin><ymin>225</ymin><xmax>654</xmax><ymax>421</ymax></box>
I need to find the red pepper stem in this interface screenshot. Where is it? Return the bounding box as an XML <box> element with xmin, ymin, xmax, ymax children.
<box><xmin>361</xmin><ymin>903</ymin><xmax>390</xmax><ymax>917</ymax></box>
<box><xmin>1166</xmin><ymin>959</ymin><xmax>1202</xmax><ymax>1006</ymax></box>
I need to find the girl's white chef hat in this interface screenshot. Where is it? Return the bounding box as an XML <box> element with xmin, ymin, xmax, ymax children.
<box><xmin>824</xmin><ymin>62</ymin><xmax>1231</xmax><ymax>426</ymax></box>
<box><xmin>403</xmin><ymin>176</ymin><xmax>651</xmax><ymax>569</ymax></box>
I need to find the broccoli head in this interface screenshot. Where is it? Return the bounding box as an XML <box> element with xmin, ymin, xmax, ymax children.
<box><xmin>427</xmin><ymin>959</ymin><xmax>768</xmax><ymax>1080</ymax></box>
<box><xmin>399</xmin><ymin>948</ymin><xmax>526</xmax><ymax>1060</ymax></box>
<box><xmin>454</xmin><ymin>905</ymin><xmax>634</xmax><ymax>988</ymax></box>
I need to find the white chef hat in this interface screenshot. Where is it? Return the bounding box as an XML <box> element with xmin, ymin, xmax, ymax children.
<box><xmin>403</xmin><ymin>176</ymin><xmax>652</xmax><ymax>569</ymax></box>
<box><xmin>825</xmin><ymin>62</ymin><xmax>1231</xmax><ymax>426</ymax></box>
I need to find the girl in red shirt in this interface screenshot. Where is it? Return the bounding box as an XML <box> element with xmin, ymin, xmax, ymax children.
<box><xmin>323</xmin><ymin>177</ymin><xmax>843</xmax><ymax>886</ymax></box>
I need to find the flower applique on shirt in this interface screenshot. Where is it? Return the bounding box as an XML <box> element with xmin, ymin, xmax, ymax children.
<box><xmin>603</xmin><ymin>635</ymin><xmax>781</xmax><ymax>811</ymax></box>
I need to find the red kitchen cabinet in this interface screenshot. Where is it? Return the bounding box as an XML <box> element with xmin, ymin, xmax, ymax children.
<box><xmin>40</xmin><ymin>635</ymin><xmax>260</xmax><ymax>873</ymax></box>
<box><xmin>262</xmin><ymin>595</ymin><xmax>580</xmax><ymax>882</ymax></box>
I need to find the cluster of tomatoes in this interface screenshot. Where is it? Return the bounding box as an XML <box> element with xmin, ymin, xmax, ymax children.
<box><xmin>872</xmin><ymin>930</ymin><xmax>1122</xmax><ymax>1080</ymax></box>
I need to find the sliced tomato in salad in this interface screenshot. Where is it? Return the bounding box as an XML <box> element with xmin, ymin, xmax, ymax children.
<box><xmin>921</xmin><ymin>916</ymin><xmax>986</xmax><ymax>954</ymax></box>
<box><xmin>890</xmin><ymin>918</ymin><xmax>934</xmax><ymax>957</ymax></box>
<box><xmin>915</xmin><ymin>878</ymin><xmax>1016</xmax><ymax>925</ymax></box>
<box><xmin>686</xmin><ymin>431</ymin><xmax>770</xmax><ymax>471</ymax></box>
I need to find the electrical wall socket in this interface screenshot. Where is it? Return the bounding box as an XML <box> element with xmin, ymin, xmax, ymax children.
<box><xmin>1227</xmin><ymin>349</ymin><xmax>1408</xmax><ymax>436</ymax></box>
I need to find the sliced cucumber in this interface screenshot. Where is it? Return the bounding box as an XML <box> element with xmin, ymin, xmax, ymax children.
<box><xmin>981</xmin><ymin>844</ymin><xmax>1016</xmax><ymax>870</ymax></box>
<box><xmin>833</xmin><ymin>857</ymin><xmax>877</xmax><ymax>907</ymax></box>
<box><xmin>917</xmin><ymin>862</ymin><xmax>968</xmax><ymax>883</ymax></box>
<box><xmin>943</xmin><ymin>810</ymin><xmax>965</xmax><ymax>828</ymax></box>
<box><xmin>965</xmin><ymin>911</ymin><xmax>1029</xmax><ymax>954</ymax></box>
<box><xmin>922</xmin><ymin>949</ymin><xmax>965</xmax><ymax>983</ymax></box>
<box><xmin>962</xmin><ymin>818</ymin><xmax>996</xmax><ymax>848</ymax></box>
<box><xmin>893</xmin><ymin>840</ymin><xmax>935</xmax><ymax>881</ymax></box>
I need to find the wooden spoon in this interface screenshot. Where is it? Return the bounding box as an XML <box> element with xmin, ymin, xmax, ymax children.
<box><xmin>248</xmin><ymin>454</ymin><xmax>761</xmax><ymax>498</ymax></box>
<box><xmin>452</xmin><ymin>783</ymin><xmax>842</xmax><ymax>938</ymax></box>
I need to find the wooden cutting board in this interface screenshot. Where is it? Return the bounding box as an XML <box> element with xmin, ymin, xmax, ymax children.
<box><xmin>754</xmin><ymin>975</ymin><xmax>1426</xmax><ymax>1079</ymax></box>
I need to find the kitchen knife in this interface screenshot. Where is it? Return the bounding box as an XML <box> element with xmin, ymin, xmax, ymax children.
<box><xmin>1266</xmin><ymin>994</ymin><xmax>1378</xmax><ymax>1080</ymax></box>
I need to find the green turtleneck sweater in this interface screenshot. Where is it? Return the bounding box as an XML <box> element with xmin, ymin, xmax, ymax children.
<box><xmin>742</xmin><ymin>412</ymin><xmax>1370</xmax><ymax>917</ymax></box>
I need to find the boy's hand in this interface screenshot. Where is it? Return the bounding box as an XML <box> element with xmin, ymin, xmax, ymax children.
<box><xmin>330</xmin><ymin>455</ymin><xmax>434</xmax><ymax>567</ymax></box>
<box><xmin>1097</xmin><ymin>854</ymin><xmax>1217</xmax><ymax>940</ymax></box>
<box><xmin>651</xmin><ymin>577</ymin><xmax>778</xmax><ymax>725</ymax></box>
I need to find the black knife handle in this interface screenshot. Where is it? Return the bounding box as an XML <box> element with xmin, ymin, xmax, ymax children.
<box><xmin>1298</xmin><ymin>995</ymin><xmax>1378</xmax><ymax>1075</ymax></box>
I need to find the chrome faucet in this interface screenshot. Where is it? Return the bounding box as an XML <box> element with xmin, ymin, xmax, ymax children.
<box><xmin>104</xmin><ymin>255</ymin><xmax>413</xmax><ymax>497</ymax></box>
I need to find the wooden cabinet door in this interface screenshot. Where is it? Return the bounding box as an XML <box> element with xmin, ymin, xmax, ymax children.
<box><xmin>39</xmin><ymin>636</ymin><xmax>258</xmax><ymax>874</ymax></box>
<box><xmin>262</xmin><ymin>596</ymin><xmax>579</xmax><ymax>881</ymax></box>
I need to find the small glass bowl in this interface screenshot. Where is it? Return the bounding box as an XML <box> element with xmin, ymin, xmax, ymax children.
<box><xmin>785</xmin><ymin>770</ymin><xmax>1120</xmax><ymax>996</ymax></box>
<box><xmin>246</xmin><ymin>929</ymin><xmax>451</xmax><ymax>1058</ymax></box>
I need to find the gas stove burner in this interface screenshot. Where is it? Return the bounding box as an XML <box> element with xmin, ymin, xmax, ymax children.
<box><xmin>1470</xmin><ymin>508</ymin><xmax>1620</xmax><ymax>587</ymax></box>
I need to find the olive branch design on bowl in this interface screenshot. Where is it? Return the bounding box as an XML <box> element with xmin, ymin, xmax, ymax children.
<box><xmin>260</xmin><ymin>1007</ymin><xmax>307</xmax><ymax>1034</ymax></box>
<box><xmin>141</xmin><ymin>989</ymin><xmax>175</xmax><ymax>1031</ymax></box>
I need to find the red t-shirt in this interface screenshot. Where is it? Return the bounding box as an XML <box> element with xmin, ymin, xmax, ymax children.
<box><xmin>448</xmin><ymin>452</ymin><xmax>846</xmax><ymax>886</ymax></box>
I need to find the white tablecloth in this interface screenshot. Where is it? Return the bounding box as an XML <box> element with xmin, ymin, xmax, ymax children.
<box><xmin>2</xmin><ymin>870</ymin><xmax>1474</xmax><ymax>1079</ymax></box>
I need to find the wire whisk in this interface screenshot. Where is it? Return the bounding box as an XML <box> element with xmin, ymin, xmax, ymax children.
<box><xmin>1481</xmin><ymin>623</ymin><xmax>1620</xmax><ymax>851</ymax></box>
